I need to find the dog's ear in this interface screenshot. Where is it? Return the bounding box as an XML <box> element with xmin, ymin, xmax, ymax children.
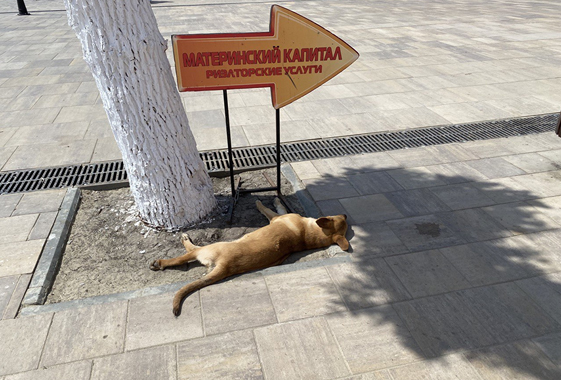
<box><xmin>316</xmin><ymin>217</ymin><xmax>333</xmax><ymax>229</ymax></box>
<box><xmin>334</xmin><ymin>235</ymin><xmax>349</xmax><ymax>251</ymax></box>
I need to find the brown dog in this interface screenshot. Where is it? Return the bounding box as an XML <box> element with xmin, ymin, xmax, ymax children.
<box><xmin>150</xmin><ymin>198</ymin><xmax>349</xmax><ymax>316</ymax></box>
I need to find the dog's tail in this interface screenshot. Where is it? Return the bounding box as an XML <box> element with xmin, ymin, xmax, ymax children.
<box><xmin>172</xmin><ymin>265</ymin><xmax>229</xmax><ymax>316</ymax></box>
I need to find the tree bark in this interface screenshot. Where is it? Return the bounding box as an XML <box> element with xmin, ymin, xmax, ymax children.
<box><xmin>64</xmin><ymin>0</ymin><xmax>217</xmax><ymax>230</ymax></box>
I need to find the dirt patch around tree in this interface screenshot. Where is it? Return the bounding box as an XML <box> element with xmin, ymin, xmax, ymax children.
<box><xmin>46</xmin><ymin>168</ymin><xmax>334</xmax><ymax>304</ymax></box>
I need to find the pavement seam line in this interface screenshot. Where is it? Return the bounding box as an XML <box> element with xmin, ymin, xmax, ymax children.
<box><xmin>261</xmin><ymin>273</ymin><xmax>280</xmax><ymax>324</ymax></box>
<box><xmin>322</xmin><ymin>315</ymin><xmax>353</xmax><ymax>376</ymax></box>
<box><xmin>251</xmin><ymin>328</ymin><xmax>268</xmax><ymax>380</ymax></box>
<box><xmin>36</xmin><ymin>312</ymin><xmax>55</xmax><ymax>370</ymax></box>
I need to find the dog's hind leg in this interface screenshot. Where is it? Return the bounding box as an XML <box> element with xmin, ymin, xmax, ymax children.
<box><xmin>273</xmin><ymin>197</ymin><xmax>288</xmax><ymax>215</ymax></box>
<box><xmin>172</xmin><ymin>264</ymin><xmax>229</xmax><ymax>316</ymax></box>
<box><xmin>149</xmin><ymin>249</ymin><xmax>198</xmax><ymax>271</ymax></box>
<box><xmin>181</xmin><ymin>233</ymin><xmax>200</xmax><ymax>252</ymax></box>
<box><xmin>256</xmin><ymin>200</ymin><xmax>279</xmax><ymax>221</ymax></box>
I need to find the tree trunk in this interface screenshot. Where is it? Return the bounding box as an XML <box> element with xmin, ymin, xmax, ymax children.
<box><xmin>64</xmin><ymin>0</ymin><xmax>217</xmax><ymax>230</ymax></box>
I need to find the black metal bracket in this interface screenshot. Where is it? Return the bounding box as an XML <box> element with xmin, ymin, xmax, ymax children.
<box><xmin>223</xmin><ymin>90</ymin><xmax>283</xmax><ymax>220</ymax></box>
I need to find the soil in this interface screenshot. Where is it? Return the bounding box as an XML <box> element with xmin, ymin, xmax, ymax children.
<box><xmin>46</xmin><ymin>168</ymin><xmax>330</xmax><ymax>304</ymax></box>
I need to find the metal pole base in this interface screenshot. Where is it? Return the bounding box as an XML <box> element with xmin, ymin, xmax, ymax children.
<box><xmin>17</xmin><ymin>0</ymin><xmax>30</xmax><ymax>15</ymax></box>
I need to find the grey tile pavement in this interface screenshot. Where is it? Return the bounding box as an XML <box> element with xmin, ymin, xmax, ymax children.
<box><xmin>2</xmin><ymin>0</ymin><xmax>561</xmax><ymax>379</ymax></box>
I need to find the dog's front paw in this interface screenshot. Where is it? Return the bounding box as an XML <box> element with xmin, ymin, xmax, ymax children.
<box><xmin>149</xmin><ymin>260</ymin><xmax>162</xmax><ymax>271</ymax></box>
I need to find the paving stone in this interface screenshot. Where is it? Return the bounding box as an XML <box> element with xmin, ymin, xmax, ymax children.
<box><xmin>316</xmin><ymin>199</ymin><xmax>354</xmax><ymax>222</ymax></box>
<box><xmin>441</xmin><ymin>238</ymin><xmax>536</xmax><ymax>287</ymax></box>
<box><xmin>386</xmin><ymin>250</ymin><xmax>471</xmax><ymax>297</ymax></box>
<box><xmin>0</xmin><ymin>146</ymin><xmax>16</xmax><ymax>170</ymax></box>
<box><xmin>91</xmin><ymin>137</ymin><xmax>122</xmax><ymax>162</ymax></box>
<box><xmin>3</xmin><ymin>122</ymin><xmax>89</xmax><ymax>147</ymax></box>
<box><xmin>386</xmin><ymin>214</ymin><xmax>466</xmax><ymax>252</ymax></box>
<box><xmin>126</xmin><ymin>292</ymin><xmax>203</xmax><ymax>351</ymax></box>
<box><xmin>428</xmin><ymin>144</ymin><xmax>480</xmax><ymax>162</ymax></box>
<box><xmin>0</xmin><ymin>214</ymin><xmax>37</xmax><ymax>244</ymax></box>
<box><xmin>387</xmin><ymin>147</ymin><xmax>445</xmax><ymax>168</ymax></box>
<box><xmin>0</xmin><ymin>275</ymin><xmax>17</xmax><ymax>319</ymax></box>
<box><xmin>348</xmin><ymin>152</ymin><xmax>401</xmax><ymax>172</ymax></box>
<box><xmin>534</xmin><ymin>333</ymin><xmax>561</xmax><ymax>365</ymax></box>
<box><xmin>12</xmin><ymin>189</ymin><xmax>65</xmax><ymax>216</ymax></box>
<box><xmin>385</xmin><ymin>188</ymin><xmax>451</xmax><ymax>217</ymax></box>
<box><xmin>349</xmin><ymin>222</ymin><xmax>410</xmax><ymax>257</ymax></box>
<box><xmin>290</xmin><ymin>161</ymin><xmax>321</xmax><ymax>180</ymax></box>
<box><xmin>84</xmin><ymin>119</ymin><xmax>112</xmax><ymax>139</ymax></box>
<box><xmin>1</xmin><ymin>108</ymin><xmax>61</xmax><ymax>128</ymax></box>
<box><xmin>426</xmin><ymin>162</ymin><xmax>489</xmax><ymax>184</ymax></box>
<box><xmin>192</xmin><ymin>125</ymin><xmax>248</xmax><ymax>151</ymax></box>
<box><xmin>255</xmin><ymin>318</ymin><xmax>350</xmax><ymax>380</ymax></box>
<box><xmin>348</xmin><ymin>171</ymin><xmax>404</xmax><ymax>195</ymax></box>
<box><xmin>91</xmin><ymin>346</ymin><xmax>175</xmax><ymax>380</ymax></box>
<box><xmin>54</xmin><ymin>105</ymin><xmax>106</xmax><ymax>123</ymax></box>
<box><xmin>0</xmin><ymin>313</ymin><xmax>52</xmax><ymax>376</ymax></box>
<box><xmin>3</xmin><ymin>140</ymin><xmax>97</xmax><ymax>171</ymax></box>
<box><xmin>482</xmin><ymin>201</ymin><xmax>561</xmax><ymax>234</ymax></box>
<box><xmin>311</xmin><ymin>156</ymin><xmax>357</xmax><ymax>177</ymax></box>
<box><xmin>516</xmin><ymin>273</ymin><xmax>561</xmax><ymax>325</ymax></box>
<box><xmin>33</xmin><ymin>92</ymin><xmax>98</xmax><ymax>109</ymax></box>
<box><xmin>429</xmin><ymin>183</ymin><xmax>496</xmax><ymax>210</ymax></box>
<box><xmin>340</xmin><ymin>194</ymin><xmax>403</xmax><ymax>224</ymax></box>
<box><xmin>0</xmin><ymin>240</ymin><xmax>44</xmax><ymax>277</ymax></box>
<box><xmin>201</xmin><ymin>275</ymin><xmax>276</xmax><ymax>335</ymax></box>
<box><xmin>387</xmin><ymin>167</ymin><xmax>448</xmax><ymax>189</ymax></box>
<box><xmin>327</xmin><ymin>259</ymin><xmax>411</xmax><ymax>310</ymax></box>
<box><xmin>460</xmin><ymin>139</ymin><xmax>517</xmax><ymax>158</ymax></box>
<box><xmin>302</xmin><ymin>177</ymin><xmax>359</xmax><ymax>201</ymax></box>
<box><xmin>27</xmin><ymin>212</ymin><xmax>57</xmax><ymax>241</ymax></box>
<box><xmin>343</xmin><ymin>371</ymin><xmax>392</xmax><ymax>380</ymax></box>
<box><xmin>459</xmin><ymin>283</ymin><xmax>560</xmax><ymax>342</ymax></box>
<box><xmin>512</xmin><ymin>170</ymin><xmax>561</xmax><ymax>198</ymax></box>
<box><xmin>327</xmin><ymin>305</ymin><xmax>424</xmax><ymax>372</ymax></box>
<box><xmin>503</xmin><ymin>152</ymin><xmax>560</xmax><ymax>174</ymax></box>
<box><xmin>465</xmin><ymin>340</ymin><xmax>561</xmax><ymax>380</ymax></box>
<box><xmin>177</xmin><ymin>330</ymin><xmax>263</xmax><ymax>380</ymax></box>
<box><xmin>470</xmin><ymin>177</ymin><xmax>535</xmax><ymax>203</ymax></box>
<box><xmin>387</xmin><ymin>354</ymin><xmax>481</xmax><ymax>380</ymax></box>
<box><xmin>42</xmin><ymin>301</ymin><xmax>128</xmax><ymax>366</ymax></box>
<box><xmin>437</xmin><ymin>208</ymin><xmax>513</xmax><ymax>242</ymax></box>
<box><xmin>4</xmin><ymin>361</ymin><xmax>92</xmax><ymax>380</ymax></box>
<box><xmin>466</xmin><ymin>157</ymin><xmax>527</xmax><ymax>179</ymax></box>
<box><xmin>2</xmin><ymin>274</ymin><xmax>31</xmax><ymax>320</ymax></box>
<box><xmin>265</xmin><ymin>267</ymin><xmax>346</xmax><ymax>322</ymax></box>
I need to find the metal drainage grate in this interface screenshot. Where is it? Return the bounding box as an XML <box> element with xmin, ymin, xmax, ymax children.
<box><xmin>1</xmin><ymin>113</ymin><xmax>558</xmax><ymax>194</ymax></box>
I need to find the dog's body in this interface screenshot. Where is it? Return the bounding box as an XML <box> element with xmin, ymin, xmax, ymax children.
<box><xmin>150</xmin><ymin>199</ymin><xmax>349</xmax><ymax>316</ymax></box>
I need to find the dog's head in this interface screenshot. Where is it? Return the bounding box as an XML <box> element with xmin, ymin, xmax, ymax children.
<box><xmin>316</xmin><ymin>214</ymin><xmax>349</xmax><ymax>251</ymax></box>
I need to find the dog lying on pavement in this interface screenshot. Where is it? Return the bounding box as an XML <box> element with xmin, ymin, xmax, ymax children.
<box><xmin>150</xmin><ymin>198</ymin><xmax>349</xmax><ymax>316</ymax></box>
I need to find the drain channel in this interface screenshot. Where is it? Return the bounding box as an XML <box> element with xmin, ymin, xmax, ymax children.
<box><xmin>1</xmin><ymin>113</ymin><xmax>558</xmax><ymax>194</ymax></box>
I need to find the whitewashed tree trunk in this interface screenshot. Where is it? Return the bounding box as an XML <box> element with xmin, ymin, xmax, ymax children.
<box><xmin>64</xmin><ymin>0</ymin><xmax>217</xmax><ymax>230</ymax></box>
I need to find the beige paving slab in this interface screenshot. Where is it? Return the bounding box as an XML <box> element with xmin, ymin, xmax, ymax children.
<box><xmin>512</xmin><ymin>170</ymin><xmax>561</xmax><ymax>198</ymax></box>
<box><xmin>3</xmin><ymin>139</ymin><xmax>96</xmax><ymax>171</ymax></box>
<box><xmin>177</xmin><ymin>330</ymin><xmax>263</xmax><ymax>380</ymax></box>
<box><xmin>340</xmin><ymin>194</ymin><xmax>403</xmax><ymax>224</ymax></box>
<box><xmin>0</xmin><ymin>214</ymin><xmax>37</xmax><ymax>244</ymax></box>
<box><xmin>254</xmin><ymin>317</ymin><xmax>351</xmax><ymax>380</ymax></box>
<box><xmin>91</xmin><ymin>137</ymin><xmax>122</xmax><ymax>162</ymax></box>
<box><xmin>126</xmin><ymin>292</ymin><xmax>203</xmax><ymax>351</ymax></box>
<box><xmin>2</xmin><ymin>274</ymin><xmax>31</xmax><ymax>320</ymax></box>
<box><xmin>42</xmin><ymin>301</ymin><xmax>128</xmax><ymax>366</ymax></box>
<box><xmin>4</xmin><ymin>122</ymin><xmax>89</xmax><ymax>147</ymax></box>
<box><xmin>265</xmin><ymin>266</ymin><xmax>346</xmax><ymax>322</ymax></box>
<box><xmin>386</xmin><ymin>250</ymin><xmax>471</xmax><ymax>297</ymax></box>
<box><xmin>0</xmin><ymin>146</ymin><xmax>16</xmax><ymax>170</ymax></box>
<box><xmin>482</xmin><ymin>201</ymin><xmax>561</xmax><ymax>235</ymax></box>
<box><xmin>327</xmin><ymin>259</ymin><xmax>411</xmax><ymax>310</ymax></box>
<box><xmin>54</xmin><ymin>105</ymin><xmax>106</xmax><ymax>123</ymax></box>
<box><xmin>326</xmin><ymin>305</ymin><xmax>424</xmax><ymax>373</ymax></box>
<box><xmin>387</xmin><ymin>354</ymin><xmax>481</xmax><ymax>380</ymax></box>
<box><xmin>201</xmin><ymin>275</ymin><xmax>276</xmax><ymax>335</ymax></box>
<box><xmin>4</xmin><ymin>361</ymin><xmax>92</xmax><ymax>380</ymax></box>
<box><xmin>0</xmin><ymin>275</ymin><xmax>18</xmax><ymax>319</ymax></box>
<box><xmin>349</xmin><ymin>222</ymin><xmax>410</xmax><ymax>258</ymax></box>
<box><xmin>0</xmin><ymin>108</ymin><xmax>61</xmax><ymax>128</ymax></box>
<box><xmin>387</xmin><ymin>167</ymin><xmax>448</xmax><ymax>189</ymax></box>
<box><xmin>12</xmin><ymin>189</ymin><xmax>65</xmax><ymax>216</ymax></box>
<box><xmin>0</xmin><ymin>313</ymin><xmax>53</xmax><ymax>376</ymax></box>
<box><xmin>465</xmin><ymin>340</ymin><xmax>561</xmax><ymax>380</ymax></box>
<box><xmin>28</xmin><ymin>212</ymin><xmax>57</xmax><ymax>241</ymax></box>
<box><xmin>515</xmin><ymin>273</ymin><xmax>561</xmax><ymax>325</ymax></box>
<box><xmin>534</xmin><ymin>333</ymin><xmax>561</xmax><ymax>366</ymax></box>
<box><xmin>91</xmin><ymin>345</ymin><xmax>175</xmax><ymax>380</ymax></box>
<box><xmin>0</xmin><ymin>239</ymin><xmax>45</xmax><ymax>277</ymax></box>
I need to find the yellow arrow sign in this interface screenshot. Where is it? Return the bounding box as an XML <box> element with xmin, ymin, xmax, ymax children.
<box><xmin>172</xmin><ymin>5</ymin><xmax>359</xmax><ymax>109</ymax></box>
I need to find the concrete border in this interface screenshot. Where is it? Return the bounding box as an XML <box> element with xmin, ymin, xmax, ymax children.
<box><xmin>22</xmin><ymin>187</ymin><xmax>81</xmax><ymax>306</ymax></box>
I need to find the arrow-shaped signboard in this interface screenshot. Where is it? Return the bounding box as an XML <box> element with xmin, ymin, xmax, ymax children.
<box><xmin>172</xmin><ymin>5</ymin><xmax>359</xmax><ymax>109</ymax></box>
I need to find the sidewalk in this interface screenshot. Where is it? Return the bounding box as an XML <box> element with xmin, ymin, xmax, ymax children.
<box><xmin>2</xmin><ymin>0</ymin><xmax>561</xmax><ymax>379</ymax></box>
